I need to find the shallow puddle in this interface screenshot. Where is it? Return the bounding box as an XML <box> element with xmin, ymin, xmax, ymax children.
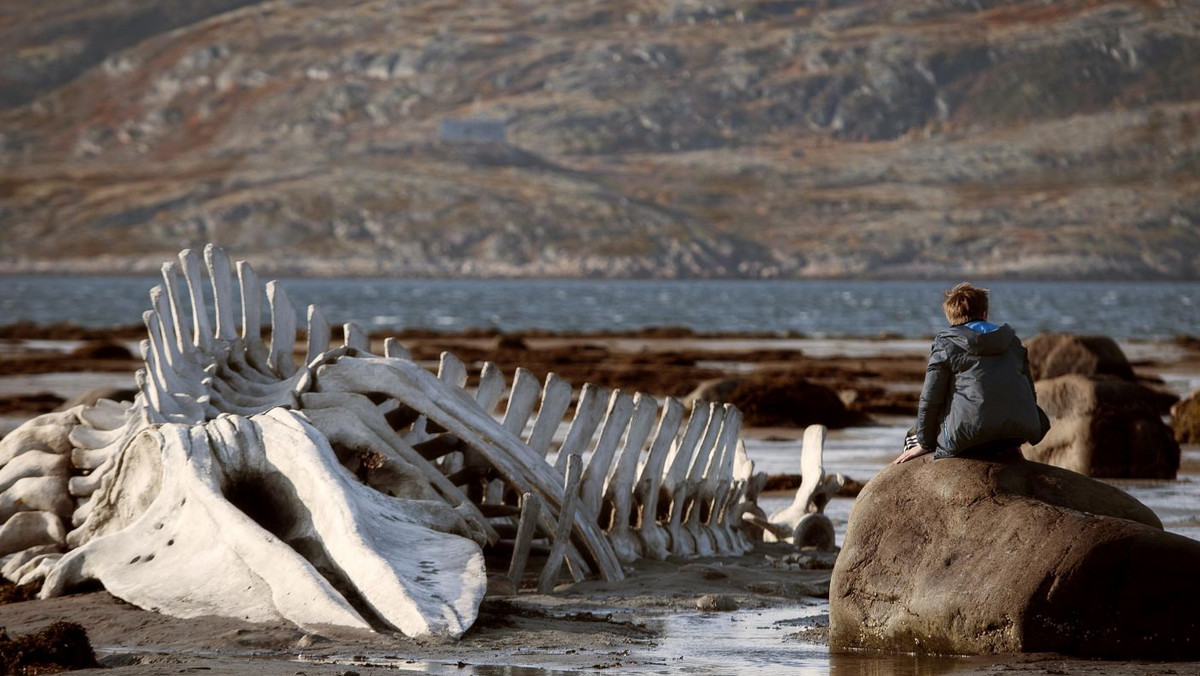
<box><xmin>308</xmin><ymin>605</ymin><xmax>1020</xmax><ymax>675</ymax></box>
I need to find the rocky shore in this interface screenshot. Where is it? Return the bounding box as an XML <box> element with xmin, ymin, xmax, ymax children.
<box><xmin>1</xmin><ymin>324</ymin><xmax>1199</xmax><ymax>673</ymax></box>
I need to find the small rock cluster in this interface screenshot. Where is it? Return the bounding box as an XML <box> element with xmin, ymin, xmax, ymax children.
<box><xmin>1023</xmin><ymin>333</ymin><xmax>1180</xmax><ymax>478</ymax></box>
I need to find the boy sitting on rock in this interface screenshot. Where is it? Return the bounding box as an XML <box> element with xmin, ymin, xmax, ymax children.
<box><xmin>895</xmin><ymin>282</ymin><xmax>1047</xmax><ymax>464</ymax></box>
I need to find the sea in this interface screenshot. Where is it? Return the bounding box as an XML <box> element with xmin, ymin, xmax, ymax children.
<box><xmin>2</xmin><ymin>275</ymin><xmax>1199</xmax><ymax>674</ymax></box>
<box><xmin>2</xmin><ymin>275</ymin><xmax>1199</xmax><ymax>339</ymax></box>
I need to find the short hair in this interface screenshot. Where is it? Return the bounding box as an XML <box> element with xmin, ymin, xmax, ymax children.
<box><xmin>943</xmin><ymin>282</ymin><xmax>989</xmax><ymax>325</ymax></box>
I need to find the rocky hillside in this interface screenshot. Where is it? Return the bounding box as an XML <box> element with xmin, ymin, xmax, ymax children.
<box><xmin>1</xmin><ymin>0</ymin><xmax>1198</xmax><ymax>278</ymax></box>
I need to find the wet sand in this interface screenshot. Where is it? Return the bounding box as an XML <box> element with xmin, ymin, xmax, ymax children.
<box><xmin>1</xmin><ymin>327</ymin><xmax>1199</xmax><ymax>674</ymax></box>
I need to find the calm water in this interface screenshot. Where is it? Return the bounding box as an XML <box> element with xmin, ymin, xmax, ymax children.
<box><xmin>2</xmin><ymin>276</ymin><xmax>1199</xmax><ymax>339</ymax></box>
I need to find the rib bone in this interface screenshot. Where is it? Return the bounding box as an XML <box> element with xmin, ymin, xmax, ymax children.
<box><xmin>0</xmin><ymin>245</ymin><xmax>764</xmax><ymax>639</ymax></box>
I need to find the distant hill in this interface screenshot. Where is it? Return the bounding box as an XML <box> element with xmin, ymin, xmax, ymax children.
<box><xmin>2</xmin><ymin>0</ymin><xmax>1198</xmax><ymax>279</ymax></box>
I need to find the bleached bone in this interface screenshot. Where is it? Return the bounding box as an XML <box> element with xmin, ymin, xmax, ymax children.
<box><xmin>660</xmin><ymin>402</ymin><xmax>713</xmax><ymax>556</ymax></box>
<box><xmin>553</xmin><ymin>383</ymin><xmax>609</xmax><ymax>470</ymax></box>
<box><xmin>473</xmin><ymin>362</ymin><xmax>510</xmax><ymax>505</ymax></box>
<box><xmin>0</xmin><ymin>511</ymin><xmax>67</xmax><ymax>556</ymax></box>
<box><xmin>0</xmin><ymin>451</ymin><xmax>69</xmax><ymax>494</ymax></box>
<box><xmin>0</xmin><ymin>477</ymin><xmax>73</xmax><ymax>522</ymax></box>
<box><xmin>383</xmin><ymin>337</ymin><xmax>410</xmax><ymax>360</ymax></box>
<box><xmin>539</xmin><ymin>454</ymin><xmax>583</xmax><ymax>593</ymax></box>
<box><xmin>693</xmin><ymin>408</ymin><xmax>742</xmax><ymax>555</ymax></box>
<box><xmin>307</xmin><ymin>306</ymin><xmax>331</xmax><ymax>364</ymax></box>
<box><xmin>1</xmin><ymin>544</ymin><xmax>61</xmax><ymax>580</ymax></box>
<box><xmin>525</xmin><ymin>373</ymin><xmax>572</xmax><ymax>456</ymax></box>
<box><xmin>506</xmin><ymin>492</ymin><xmax>543</xmax><ymax>589</ymax></box>
<box><xmin>0</xmin><ymin>245</ymin><xmax>763</xmax><ymax>641</ymax></box>
<box><xmin>676</xmin><ymin>403</ymin><xmax>728</xmax><ymax>556</ymax></box>
<box><xmin>578</xmin><ymin>391</ymin><xmax>635</xmax><ymax>518</ymax></box>
<box><xmin>266</xmin><ymin>281</ymin><xmax>297</xmax><ymax>378</ymax></box>
<box><xmin>311</xmin><ymin>357</ymin><xmax>623</xmax><ymax>582</ymax></box>
<box><xmin>601</xmin><ymin>392</ymin><xmax>658</xmax><ymax>564</ymax></box>
<box><xmin>501</xmin><ymin>368</ymin><xmax>541</xmax><ymax>436</ymax></box>
<box><xmin>0</xmin><ymin>413</ymin><xmax>78</xmax><ymax>462</ymax></box>
<box><xmin>344</xmin><ymin>323</ymin><xmax>370</xmax><ymax>352</ymax></box>
<box><xmin>299</xmin><ymin>395</ymin><xmax>489</xmax><ymax>522</ymax></box>
<box><xmin>765</xmin><ymin>424</ymin><xmax>843</xmax><ymax>551</ymax></box>
<box><xmin>715</xmin><ymin>439</ymin><xmax>756</xmax><ymax>553</ymax></box>
<box><xmin>633</xmin><ymin>398</ymin><xmax>686</xmax><ymax>560</ymax></box>
<box><xmin>475</xmin><ymin>362</ymin><xmax>506</xmax><ymax>413</ymax></box>
<box><xmin>44</xmin><ymin>414</ymin><xmax>484</xmax><ymax>636</ymax></box>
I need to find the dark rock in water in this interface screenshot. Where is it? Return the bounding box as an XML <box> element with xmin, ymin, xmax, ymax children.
<box><xmin>0</xmin><ymin>393</ymin><xmax>65</xmax><ymax>416</ymax></box>
<box><xmin>695</xmin><ymin>594</ymin><xmax>738</xmax><ymax>612</ymax></box>
<box><xmin>686</xmin><ymin>374</ymin><xmax>860</xmax><ymax>428</ymax></box>
<box><xmin>0</xmin><ymin>621</ymin><xmax>99</xmax><ymax>673</ymax></box>
<box><xmin>1025</xmin><ymin>333</ymin><xmax>1135</xmax><ymax>382</ymax></box>
<box><xmin>55</xmin><ymin>387</ymin><xmax>138</xmax><ymax>412</ymax></box>
<box><xmin>685</xmin><ymin>378</ymin><xmax>740</xmax><ymax>408</ymax></box>
<box><xmin>1025</xmin><ymin>375</ymin><xmax>1180</xmax><ymax>479</ymax></box>
<box><xmin>69</xmin><ymin>340</ymin><xmax>134</xmax><ymax>360</ymax></box>
<box><xmin>762</xmin><ymin>473</ymin><xmax>865</xmax><ymax>497</ymax></box>
<box><xmin>1171</xmin><ymin>390</ymin><xmax>1200</xmax><ymax>444</ymax></box>
<box><xmin>830</xmin><ymin>453</ymin><xmax>1200</xmax><ymax>659</ymax></box>
<box><xmin>492</xmin><ymin>333</ymin><xmax>528</xmax><ymax>351</ymax></box>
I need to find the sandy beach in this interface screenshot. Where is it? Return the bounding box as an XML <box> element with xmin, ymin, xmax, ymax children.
<box><xmin>2</xmin><ymin>326</ymin><xmax>1199</xmax><ymax>674</ymax></box>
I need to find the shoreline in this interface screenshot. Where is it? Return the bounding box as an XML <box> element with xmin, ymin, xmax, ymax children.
<box><xmin>1</xmin><ymin>327</ymin><xmax>1198</xmax><ymax>674</ymax></box>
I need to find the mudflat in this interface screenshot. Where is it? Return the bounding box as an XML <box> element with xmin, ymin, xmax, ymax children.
<box><xmin>1</xmin><ymin>327</ymin><xmax>1198</xmax><ymax>674</ymax></box>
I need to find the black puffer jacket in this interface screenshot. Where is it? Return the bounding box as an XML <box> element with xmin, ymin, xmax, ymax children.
<box><xmin>916</xmin><ymin>323</ymin><xmax>1044</xmax><ymax>455</ymax></box>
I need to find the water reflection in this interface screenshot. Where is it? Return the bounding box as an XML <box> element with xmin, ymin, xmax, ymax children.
<box><xmin>648</xmin><ymin>606</ymin><xmax>829</xmax><ymax>674</ymax></box>
<box><xmin>828</xmin><ymin>651</ymin><xmax>987</xmax><ymax>675</ymax></box>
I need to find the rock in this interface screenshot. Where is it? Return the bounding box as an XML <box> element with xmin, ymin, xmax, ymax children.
<box><xmin>69</xmin><ymin>341</ymin><xmax>134</xmax><ymax>360</ymax></box>
<box><xmin>830</xmin><ymin>453</ymin><xmax>1200</xmax><ymax>659</ymax></box>
<box><xmin>684</xmin><ymin>378</ymin><xmax>740</xmax><ymax>408</ymax></box>
<box><xmin>792</xmin><ymin>514</ymin><xmax>835</xmax><ymax>550</ymax></box>
<box><xmin>744</xmin><ymin>580</ymin><xmax>782</xmax><ymax>595</ymax></box>
<box><xmin>492</xmin><ymin>333</ymin><xmax>528</xmax><ymax>351</ymax></box>
<box><xmin>55</xmin><ymin>387</ymin><xmax>138</xmax><ymax>411</ymax></box>
<box><xmin>486</xmin><ymin>574</ymin><xmax>517</xmax><ymax>597</ymax></box>
<box><xmin>695</xmin><ymin>594</ymin><xmax>738</xmax><ymax>612</ymax></box>
<box><xmin>0</xmin><ymin>393</ymin><xmax>64</xmax><ymax>416</ymax></box>
<box><xmin>295</xmin><ymin>632</ymin><xmax>329</xmax><ymax>648</ymax></box>
<box><xmin>1025</xmin><ymin>333</ymin><xmax>1135</xmax><ymax>381</ymax></box>
<box><xmin>1025</xmin><ymin>375</ymin><xmax>1180</xmax><ymax>479</ymax></box>
<box><xmin>1170</xmin><ymin>390</ymin><xmax>1200</xmax><ymax>444</ymax></box>
<box><xmin>680</xmin><ymin>562</ymin><xmax>728</xmax><ymax>580</ymax></box>
<box><xmin>686</xmin><ymin>374</ymin><xmax>859</xmax><ymax>428</ymax></box>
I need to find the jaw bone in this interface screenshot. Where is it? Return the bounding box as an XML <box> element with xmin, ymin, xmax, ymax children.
<box><xmin>44</xmin><ymin>411</ymin><xmax>484</xmax><ymax>636</ymax></box>
<box><xmin>0</xmin><ymin>245</ymin><xmax>767</xmax><ymax>639</ymax></box>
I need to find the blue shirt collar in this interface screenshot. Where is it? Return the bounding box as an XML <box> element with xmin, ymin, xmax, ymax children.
<box><xmin>963</xmin><ymin>320</ymin><xmax>1001</xmax><ymax>333</ymax></box>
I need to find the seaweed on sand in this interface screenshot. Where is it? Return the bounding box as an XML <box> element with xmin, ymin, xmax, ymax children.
<box><xmin>0</xmin><ymin>621</ymin><xmax>99</xmax><ymax>675</ymax></box>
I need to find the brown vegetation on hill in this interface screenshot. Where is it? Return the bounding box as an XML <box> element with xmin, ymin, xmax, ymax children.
<box><xmin>1</xmin><ymin>0</ymin><xmax>1198</xmax><ymax>278</ymax></box>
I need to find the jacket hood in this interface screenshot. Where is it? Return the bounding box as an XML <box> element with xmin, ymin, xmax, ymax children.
<box><xmin>938</xmin><ymin>323</ymin><xmax>1017</xmax><ymax>356</ymax></box>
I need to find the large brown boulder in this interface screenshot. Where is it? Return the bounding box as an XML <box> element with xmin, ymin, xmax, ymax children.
<box><xmin>1171</xmin><ymin>390</ymin><xmax>1200</xmax><ymax>444</ymax></box>
<box><xmin>1024</xmin><ymin>375</ymin><xmax>1180</xmax><ymax>479</ymax></box>
<box><xmin>1025</xmin><ymin>332</ymin><xmax>1135</xmax><ymax>381</ymax></box>
<box><xmin>685</xmin><ymin>374</ymin><xmax>860</xmax><ymax>428</ymax></box>
<box><xmin>830</xmin><ymin>453</ymin><xmax>1200</xmax><ymax>659</ymax></box>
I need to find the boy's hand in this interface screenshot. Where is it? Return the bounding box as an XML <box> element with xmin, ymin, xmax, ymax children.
<box><xmin>893</xmin><ymin>445</ymin><xmax>932</xmax><ymax>464</ymax></box>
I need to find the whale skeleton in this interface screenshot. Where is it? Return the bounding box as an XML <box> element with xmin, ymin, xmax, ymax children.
<box><xmin>0</xmin><ymin>245</ymin><xmax>766</xmax><ymax>638</ymax></box>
